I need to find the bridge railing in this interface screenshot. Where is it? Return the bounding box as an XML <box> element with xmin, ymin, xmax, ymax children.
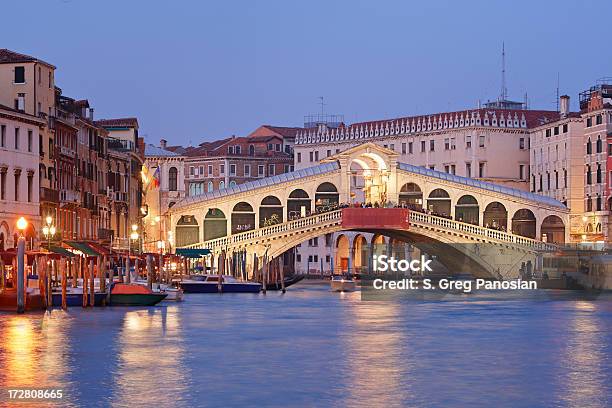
<box><xmin>182</xmin><ymin>208</ymin><xmax>555</xmax><ymax>252</ymax></box>
<box><xmin>183</xmin><ymin>210</ymin><xmax>343</xmax><ymax>250</ymax></box>
<box><xmin>408</xmin><ymin>211</ymin><xmax>556</xmax><ymax>251</ymax></box>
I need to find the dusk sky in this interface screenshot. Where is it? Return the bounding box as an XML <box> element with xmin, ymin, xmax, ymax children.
<box><xmin>3</xmin><ymin>0</ymin><xmax>612</xmax><ymax>146</ymax></box>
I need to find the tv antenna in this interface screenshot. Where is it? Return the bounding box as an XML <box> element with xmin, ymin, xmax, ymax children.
<box><xmin>500</xmin><ymin>42</ymin><xmax>508</xmax><ymax>101</ymax></box>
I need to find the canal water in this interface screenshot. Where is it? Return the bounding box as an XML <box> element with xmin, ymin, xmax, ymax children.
<box><xmin>0</xmin><ymin>282</ymin><xmax>611</xmax><ymax>408</ymax></box>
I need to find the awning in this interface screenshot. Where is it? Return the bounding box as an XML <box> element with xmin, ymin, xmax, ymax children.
<box><xmin>65</xmin><ymin>241</ymin><xmax>101</xmax><ymax>257</ymax></box>
<box><xmin>49</xmin><ymin>246</ymin><xmax>75</xmax><ymax>258</ymax></box>
<box><xmin>88</xmin><ymin>242</ymin><xmax>112</xmax><ymax>256</ymax></box>
<box><xmin>175</xmin><ymin>248</ymin><xmax>211</xmax><ymax>258</ymax></box>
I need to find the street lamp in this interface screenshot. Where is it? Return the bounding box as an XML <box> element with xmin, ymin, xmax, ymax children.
<box><xmin>16</xmin><ymin>217</ymin><xmax>27</xmax><ymax>313</ymax></box>
<box><xmin>42</xmin><ymin>215</ymin><xmax>56</xmax><ymax>250</ymax></box>
<box><xmin>125</xmin><ymin>225</ymin><xmax>139</xmax><ymax>283</ymax></box>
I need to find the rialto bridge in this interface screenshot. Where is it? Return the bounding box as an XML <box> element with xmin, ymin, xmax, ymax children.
<box><xmin>169</xmin><ymin>144</ymin><xmax>569</xmax><ymax>279</ymax></box>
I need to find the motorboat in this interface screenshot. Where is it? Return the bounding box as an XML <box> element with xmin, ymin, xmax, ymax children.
<box><xmin>134</xmin><ymin>280</ymin><xmax>184</xmax><ymax>301</ymax></box>
<box><xmin>51</xmin><ymin>287</ymin><xmax>106</xmax><ymax>307</ymax></box>
<box><xmin>179</xmin><ymin>275</ymin><xmax>262</xmax><ymax>293</ymax></box>
<box><xmin>109</xmin><ymin>283</ymin><xmax>167</xmax><ymax>306</ymax></box>
<box><xmin>330</xmin><ymin>275</ymin><xmax>356</xmax><ymax>292</ymax></box>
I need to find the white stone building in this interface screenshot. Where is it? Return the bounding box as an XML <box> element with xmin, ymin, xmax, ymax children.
<box><xmin>0</xmin><ymin>104</ymin><xmax>44</xmax><ymax>250</ymax></box>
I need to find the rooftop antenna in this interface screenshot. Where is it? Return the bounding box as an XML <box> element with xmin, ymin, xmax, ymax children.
<box><xmin>555</xmin><ymin>72</ymin><xmax>560</xmax><ymax>111</ymax></box>
<box><xmin>318</xmin><ymin>96</ymin><xmax>326</xmax><ymax>115</ymax></box>
<box><xmin>500</xmin><ymin>42</ymin><xmax>507</xmax><ymax>101</ymax></box>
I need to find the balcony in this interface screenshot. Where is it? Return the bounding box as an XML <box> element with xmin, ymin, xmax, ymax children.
<box><xmin>40</xmin><ymin>187</ymin><xmax>59</xmax><ymax>203</ymax></box>
<box><xmin>60</xmin><ymin>189</ymin><xmax>80</xmax><ymax>203</ymax></box>
<box><xmin>60</xmin><ymin>146</ymin><xmax>76</xmax><ymax>158</ymax></box>
<box><xmin>98</xmin><ymin>228</ymin><xmax>114</xmax><ymax>241</ymax></box>
<box><xmin>108</xmin><ymin>138</ymin><xmax>135</xmax><ymax>152</ymax></box>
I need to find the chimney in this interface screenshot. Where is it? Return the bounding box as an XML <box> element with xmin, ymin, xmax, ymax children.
<box><xmin>560</xmin><ymin>95</ymin><xmax>570</xmax><ymax>118</ymax></box>
<box><xmin>89</xmin><ymin>108</ymin><xmax>94</xmax><ymax>121</ymax></box>
<box><xmin>160</xmin><ymin>139</ymin><xmax>167</xmax><ymax>149</ymax></box>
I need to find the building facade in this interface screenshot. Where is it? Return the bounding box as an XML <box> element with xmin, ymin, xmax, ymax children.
<box><xmin>0</xmin><ymin>104</ymin><xmax>45</xmax><ymax>249</ymax></box>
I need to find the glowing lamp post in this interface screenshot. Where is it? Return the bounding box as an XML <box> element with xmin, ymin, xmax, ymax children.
<box><xmin>42</xmin><ymin>215</ymin><xmax>56</xmax><ymax>250</ymax></box>
<box><xmin>126</xmin><ymin>224</ymin><xmax>139</xmax><ymax>283</ymax></box>
<box><xmin>16</xmin><ymin>217</ymin><xmax>27</xmax><ymax>313</ymax></box>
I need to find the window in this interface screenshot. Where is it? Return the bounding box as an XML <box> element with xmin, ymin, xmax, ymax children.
<box><xmin>531</xmin><ymin>175</ymin><xmax>536</xmax><ymax>192</ymax></box>
<box><xmin>275</xmin><ymin>143</ymin><xmax>281</xmax><ymax>152</ymax></box>
<box><xmin>336</xmin><ymin>149</ymin><xmax>340</xmax><ymax>154</ymax></box>
<box><xmin>597</xmin><ymin>195</ymin><xmax>602</xmax><ymax>211</ymax></box>
<box><xmin>547</xmin><ymin>172</ymin><xmax>550</xmax><ymax>190</ymax></box>
<box><xmin>408</xmin><ymin>142</ymin><xmax>413</xmax><ymax>154</ymax></box>
<box><xmin>14</xmin><ymin>66</ymin><xmax>25</xmax><ymax>84</ymax></box>
<box><xmin>545</xmin><ymin>129</ymin><xmax>551</xmax><ymax>137</ymax></box>
<box><xmin>586</xmin><ymin>196</ymin><xmax>592</xmax><ymax>212</ymax></box>
<box><xmin>444</xmin><ymin>165</ymin><xmax>450</xmax><ymax>173</ymax></box>
<box><xmin>14</xmin><ymin>128</ymin><xmax>19</xmax><ymax>150</ymax></box>
<box><xmin>478</xmin><ymin>162</ymin><xmax>485</xmax><ymax>178</ymax></box>
<box><xmin>230</xmin><ymin>164</ymin><xmax>236</xmax><ymax>175</ymax></box>
<box><xmin>0</xmin><ymin>171</ymin><xmax>5</xmax><ymax>199</ymax></box>
<box><xmin>309</xmin><ymin>151</ymin><xmax>313</xmax><ymax>162</ymax></box>
<box><xmin>228</xmin><ymin>146</ymin><xmax>234</xmax><ymax>154</ymax></box>
<box><xmin>587</xmin><ymin>117</ymin><xmax>592</xmax><ymax>127</ymax></box>
<box><xmin>587</xmin><ymin>138</ymin><xmax>592</xmax><ymax>154</ymax></box>
<box><xmin>450</xmin><ymin>164</ymin><xmax>455</xmax><ymax>175</ymax></box>
<box><xmin>235</xmin><ymin>146</ymin><xmax>241</xmax><ymax>154</ymax></box>
<box><xmin>194</xmin><ymin>167</ymin><xmax>199</xmax><ymax>176</ymax></box>
<box><xmin>220</xmin><ymin>164</ymin><xmax>225</xmax><ymax>174</ymax></box>
<box><xmin>244</xmin><ymin>165</ymin><xmax>250</xmax><ymax>176</ymax></box>
<box><xmin>199</xmin><ymin>166</ymin><xmax>203</xmax><ymax>176</ymax></box>
<box><xmin>326</xmin><ymin>255</ymin><xmax>331</xmax><ymax>263</ymax></box>
<box><xmin>555</xmin><ymin>170</ymin><xmax>559</xmax><ymax>189</ymax></box>
<box><xmin>429</xmin><ymin>165</ymin><xmax>435</xmax><ymax>170</ymax></box>
<box><xmin>421</xmin><ymin>141</ymin><xmax>426</xmax><ymax>152</ymax></box>
<box><xmin>268</xmin><ymin>164</ymin><xmax>275</xmax><ymax>176</ymax></box>
<box><xmin>519</xmin><ymin>165</ymin><xmax>525</xmax><ymax>180</ymax></box>
<box><xmin>444</xmin><ymin>138</ymin><xmax>450</xmax><ymax>150</ymax></box>
<box><xmin>169</xmin><ymin>167</ymin><xmax>178</xmax><ymax>191</ymax></box>
<box><xmin>48</xmin><ymin>71</ymin><xmax>52</xmax><ymax>88</ymax></box>
<box><xmin>429</xmin><ymin>140</ymin><xmax>435</xmax><ymax>152</ymax></box>
<box><xmin>189</xmin><ymin>166</ymin><xmax>194</xmax><ymax>176</ymax></box>
<box><xmin>390</xmin><ymin>144</ymin><xmax>395</xmax><ymax>151</ymax></box>
<box><xmin>326</xmin><ymin>149</ymin><xmax>331</xmax><ymax>157</ymax></box>
<box><xmin>249</xmin><ymin>145</ymin><xmax>255</xmax><ymax>156</ymax></box>
<box><xmin>314</xmin><ymin>151</ymin><xmax>319</xmax><ymax>161</ymax></box>
<box><xmin>267</xmin><ymin>143</ymin><xmax>273</xmax><ymax>150</ymax></box>
<box><xmin>450</xmin><ymin>138</ymin><xmax>456</xmax><ymax>150</ymax></box>
<box><xmin>563</xmin><ymin>123</ymin><xmax>568</xmax><ymax>133</ymax></box>
<box><xmin>297</xmin><ymin>152</ymin><xmax>302</xmax><ymax>163</ymax></box>
<box><xmin>596</xmin><ymin>114</ymin><xmax>603</xmax><ymax>125</ymax></box>
<box><xmin>596</xmin><ymin>136</ymin><xmax>603</xmax><ymax>153</ymax></box>
<box><xmin>554</xmin><ymin>126</ymin><xmax>559</xmax><ymax>135</ymax></box>
<box><xmin>14</xmin><ymin>172</ymin><xmax>20</xmax><ymax>201</ymax></box>
<box><xmin>597</xmin><ymin>163</ymin><xmax>602</xmax><ymax>183</ymax></box>
<box><xmin>27</xmin><ymin>174</ymin><xmax>32</xmax><ymax>202</ymax></box>
<box><xmin>479</xmin><ymin>135</ymin><xmax>485</xmax><ymax>147</ymax></box>
<box><xmin>208</xmin><ymin>165</ymin><xmax>212</xmax><ymax>175</ymax></box>
<box><xmin>586</xmin><ymin>165</ymin><xmax>592</xmax><ymax>185</ymax></box>
<box><xmin>466</xmin><ymin>135</ymin><xmax>472</xmax><ymax>148</ymax></box>
<box><xmin>466</xmin><ymin>163</ymin><xmax>471</xmax><ymax>177</ymax></box>
<box><xmin>27</xmin><ymin>130</ymin><xmax>32</xmax><ymax>152</ymax></box>
<box><xmin>564</xmin><ymin>169</ymin><xmax>568</xmax><ymax>188</ymax></box>
<box><xmin>401</xmin><ymin>143</ymin><xmax>407</xmax><ymax>154</ymax></box>
<box><xmin>258</xmin><ymin>165</ymin><xmax>264</xmax><ymax>176</ymax></box>
<box><xmin>519</xmin><ymin>138</ymin><xmax>525</xmax><ymax>150</ymax></box>
<box><xmin>207</xmin><ymin>181</ymin><xmax>213</xmax><ymax>192</ymax></box>
<box><xmin>296</xmin><ymin>254</ymin><xmax>301</xmax><ymax>262</ymax></box>
<box><xmin>0</xmin><ymin>125</ymin><xmax>5</xmax><ymax>147</ymax></box>
<box><xmin>539</xmin><ymin>174</ymin><xmax>543</xmax><ymax>192</ymax></box>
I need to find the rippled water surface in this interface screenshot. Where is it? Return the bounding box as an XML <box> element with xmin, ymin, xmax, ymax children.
<box><xmin>1</xmin><ymin>283</ymin><xmax>611</xmax><ymax>408</ymax></box>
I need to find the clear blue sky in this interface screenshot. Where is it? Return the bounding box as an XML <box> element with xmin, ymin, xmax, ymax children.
<box><xmin>3</xmin><ymin>0</ymin><xmax>611</xmax><ymax>146</ymax></box>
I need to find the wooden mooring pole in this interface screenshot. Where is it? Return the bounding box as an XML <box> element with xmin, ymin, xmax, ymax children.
<box><xmin>61</xmin><ymin>258</ymin><xmax>67</xmax><ymax>310</ymax></box>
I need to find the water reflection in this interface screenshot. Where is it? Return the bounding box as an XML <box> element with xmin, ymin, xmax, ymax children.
<box><xmin>342</xmin><ymin>295</ymin><xmax>411</xmax><ymax>407</ymax></box>
<box><xmin>558</xmin><ymin>301</ymin><xmax>608</xmax><ymax>407</ymax></box>
<box><xmin>112</xmin><ymin>306</ymin><xmax>189</xmax><ymax>408</ymax></box>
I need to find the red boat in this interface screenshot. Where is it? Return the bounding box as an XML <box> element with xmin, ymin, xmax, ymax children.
<box><xmin>0</xmin><ymin>289</ymin><xmax>44</xmax><ymax>312</ymax></box>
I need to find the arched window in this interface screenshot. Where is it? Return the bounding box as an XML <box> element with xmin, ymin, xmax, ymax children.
<box><xmin>229</xmin><ymin>180</ymin><xmax>237</xmax><ymax>188</ymax></box>
<box><xmin>596</xmin><ymin>136</ymin><xmax>602</xmax><ymax>153</ymax></box>
<box><xmin>596</xmin><ymin>163</ymin><xmax>602</xmax><ymax>184</ymax></box>
<box><xmin>586</xmin><ymin>165</ymin><xmax>592</xmax><ymax>185</ymax></box>
<box><xmin>587</xmin><ymin>138</ymin><xmax>592</xmax><ymax>154</ymax></box>
<box><xmin>597</xmin><ymin>195</ymin><xmax>602</xmax><ymax>211</ymax></box>
<box><xmin>219</xmin><ymin>181</ymin><xmax>225</xmax><ymax>190</ymax></box>
<box><xmin>168</xmin><ymin>167</ymin><xmax>177</xmax><ymax>191</ymax></box>
<box><xmin>207</xmin><ymin>181</ymin><xmax>213</xmax><ymax>192</ymax></box>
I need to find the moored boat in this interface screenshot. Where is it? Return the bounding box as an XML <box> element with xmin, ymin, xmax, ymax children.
<box><xmin>180</xmin><ymin>275</ymin><xmax>261</xmax><ymax>293</ymax></box>
<box><xmin>0</xmin><ymin>288</ymin><xmax>44</xmax><ymax>311</ymax></box>
<box><xmin>134</xmin><ymin>280</ymin><xmax>184</xmax><ymax>301</ymax></box>
<box><xmin>262</xmin><ymin>274</ymin><xmax>305</xmax><ymax>291</ymax></box>
<box><xmin>330</xmin><ymin>275</ymin><xmax>356</xmax><ymax>292</ymax></box>
<box><xmin>110</xmin><ymin>283</ymin><xmax>167</xmax><ymax>306</ymax></box>
<box><xmin>51</xmin><ymin>288</ymin><xmax>106</xmax><ymax>307</ymax></box>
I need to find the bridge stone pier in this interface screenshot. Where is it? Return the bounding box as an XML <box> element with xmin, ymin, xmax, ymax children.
<box><xmin>170</xmin><ymin>143</ymin><xmax>569</xmax><ymax>279</ymax></box>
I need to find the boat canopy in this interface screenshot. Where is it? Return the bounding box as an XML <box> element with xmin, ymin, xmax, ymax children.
<box><xmin>175</xmin><ymin>248</ymin><xmax>211</xmax><ymax>258</ymax></box>
<box><xmin>65</xmin><ymin>241</ymin><xmax>101</xmax><ymax>257</ymax></box>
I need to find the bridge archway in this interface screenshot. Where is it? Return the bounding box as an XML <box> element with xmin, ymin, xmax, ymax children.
<box><xmin>336</xmin><ymin>234</ymin><xmax>350</xmax><ymax>273</ymax></box>
<box><xmin>287</xmin><ymin>189</ymin><xmax>311</xmax><ymax>220</ymax></box>
<box><xmin>259</xmin><ymin>196</ymin><xmax>283</xmax><ymax>227</ymax></box>
<box><xmin>231</xmin><ymin>202</ymin><xmax>255</xmax><ymax>234</ymax></box>
<box><xmin>352</xmin><ymin>234</ymin><xmax>368</xmax><ymax>273</ymax></box>
<box><xmin>483</xmin><ymin>202</ymin><xmax>507</xmax><ymax>230</ymax></box>
<box><xmin>455</xmin><ymin>195</ymin><xmax>479</xmax><ymax>225</ymax></box>
<box><xmin>511</xmin><ymin>209</ymin><xmax>536</xmax><ymax>239</ymax></box>
<box><xmin>204</xmin><ymin>208</ymin><xmax>227</xmax><ymax>241</ymax></box>
<box><xmin>541</xmin><ymin>215</ymin><xmax>565</xmax><ymax>244</ymax></box>
<box><xmin>315</xmin><ymin>182</ymin><xmax>339</xmax><ymax>211</ymax></box>
<box><xmin>399</xmin><ymin>182</ymin><xmax>423</xmax><ymax>209</ymax></box>
<box><xmin>427</xmin><ymin>188</ymin><xmax>451</xmax><ymax>217</ymax></box>
<box><xmin>176</xmin><ymin>215</ymin><xmax>199</xmax><ymax>247</ymax></box>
